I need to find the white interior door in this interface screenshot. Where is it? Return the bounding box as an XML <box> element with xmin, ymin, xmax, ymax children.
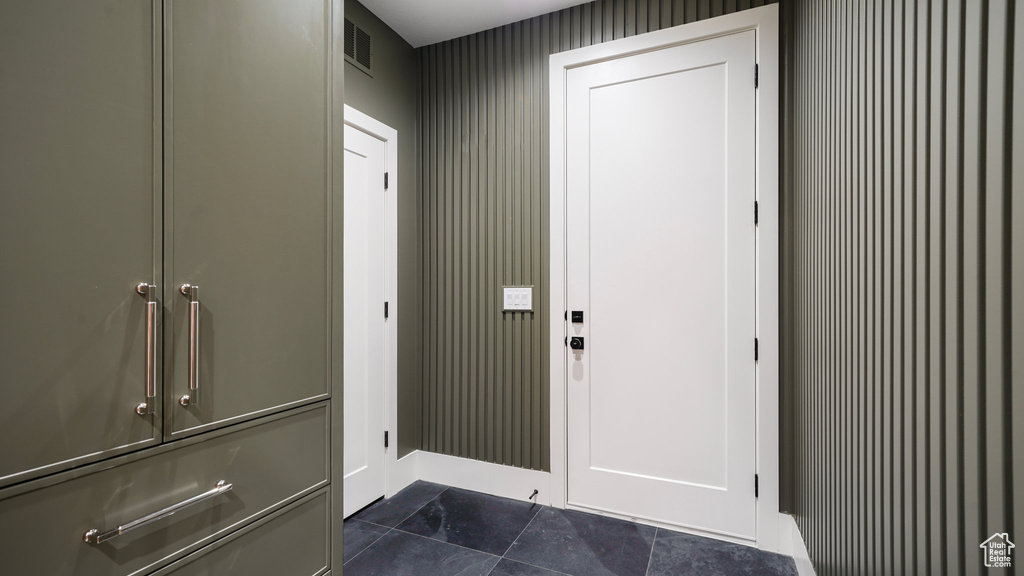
<box><xmin>565</xmin><ymin>30</ymin><xmax>757</xmax><ymax>539</ymax></box>
<box><xmin>343</xmin><ymin>123</ymin><xmax>387</xmax><ymax>518</ymax></box>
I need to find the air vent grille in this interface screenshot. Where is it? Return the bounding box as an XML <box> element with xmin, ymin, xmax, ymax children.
<box><xmin>344</xmin><ymin>18</ymin><xmax>355</xmax><ymax>58</ymax></box>
<box><xmin>344</xmin><ymin>18</ymin><xmax>372</xmax><ymax>76</ymax></box>
<box><xmin>355</xmin><ymin>28</ymin><xmax>371</xmax><ymax>69</ymax></box>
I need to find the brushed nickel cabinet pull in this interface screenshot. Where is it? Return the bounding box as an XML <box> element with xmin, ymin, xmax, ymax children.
<box><xmin>82</xmin><ymin>480</ymin><xmax>232</xmax><ymax>545</ymax></box>
<box><xmin>135</xmin><ymin>283</ymin><xmax>157</xmax><ymax>416</ymax></box>
<box><xmin>179</xmin><ymin>284</ymin><xmax>200</xmax><ymax>407</ymax></box>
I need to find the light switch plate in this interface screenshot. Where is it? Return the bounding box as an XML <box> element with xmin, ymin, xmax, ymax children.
<box><xmin>502</xmin><ymin>286</ymin><xmax>533</xmax><ymax>311</ymax></box>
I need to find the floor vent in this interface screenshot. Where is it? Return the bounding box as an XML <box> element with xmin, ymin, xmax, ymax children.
<box><xmin>344</xmin><ymin>18</ymin><xmax>372</xmax><ymax>77</ymax></box>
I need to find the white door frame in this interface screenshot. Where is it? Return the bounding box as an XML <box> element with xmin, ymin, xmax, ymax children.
<box><xmin>343</xmin><ymin>105</ymin><xmax>400</xmax><ymax>501</ymax></box>
<box><xmin>548</xmin><ymin>5</ymin><xmax>780</xmax><ymax>551</ymax></box>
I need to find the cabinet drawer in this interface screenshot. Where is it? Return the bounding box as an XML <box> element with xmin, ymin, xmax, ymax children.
<box><xmin>153</xmin><ymin>490</ymin><xmax>329</xmax><ymax>576</ymax></box>
<box><xmin>0</xmin><ymin>404</ymin><xmax>327</xmax><ymax>576</ymax></box>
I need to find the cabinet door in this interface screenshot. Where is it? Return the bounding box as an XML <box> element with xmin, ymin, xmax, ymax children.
<box><xmin>164</xmin><ymin>0</ymin><xmax>330</xmax><ymax>438</ymax></box>
<box><xmin>0</xmin><ymin>0</ymin><xmax>162</xmax><ymax>487</ymax></box>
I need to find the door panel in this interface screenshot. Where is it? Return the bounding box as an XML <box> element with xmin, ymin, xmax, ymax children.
<box><xmin>164</xmin><ymin>0</ymin><xmax>329</xmax><ymax>438</ymax></box>
<box><xmin>0</xmin><ymin>0</ymin><xmax>161</xmax><ymax>487</ymax></box>
<box><xmin>565</xmin><ymin>31</ymin><xmax>756</xmax><ymax>538</ymax></box>
<box><xmin>343</xmin><ymin>124</ymin><xmax>386</xmax><ymax>517</ymax></box>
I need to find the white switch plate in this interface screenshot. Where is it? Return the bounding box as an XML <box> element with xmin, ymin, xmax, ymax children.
<box><xmin>502</xmin><ymin>286</ymin><xmax>533</xmax><ymax>311</ymax></box>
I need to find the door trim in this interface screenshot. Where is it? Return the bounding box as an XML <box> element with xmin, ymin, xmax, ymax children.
<box><xmin>547</xmin><ymin>5</ymin><xmax>780</xmax><ymax>551</ymax></box>
<box><xmin>342</xmin><ymin>105</ymin><xmax>399</xmax><ymax>500</ymax></box>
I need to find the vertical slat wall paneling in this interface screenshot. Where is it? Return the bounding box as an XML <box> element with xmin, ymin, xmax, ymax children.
<box><xmin>786</xmin><ymin>0</ymin><xmax>1022</xmax><ymax>574</ymax></box>
<box><xmin>417</xmin><ymin>0</ymin><xmax>772</xmax><ymax>472</ymax></box>
<box><xmin>1015</xmin><ymin>4</ymin><xmax>1024</xmax><ymax>576</ymax></box>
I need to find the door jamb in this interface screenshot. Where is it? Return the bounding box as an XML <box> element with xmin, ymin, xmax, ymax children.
<box><xmin>547</xmin><ymin>4</ymin><xmax>780</xmax><ymax>551</ymax></box>
<box><xmin>343</xmin><ymin>105</ymin><xmax>400</xmax><ymax>501</ymax></box>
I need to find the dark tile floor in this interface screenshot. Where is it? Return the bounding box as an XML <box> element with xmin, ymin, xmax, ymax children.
<box><xmin>343</xmin><ymin>481</ymin><xmax>798</xmax><ymax>576</ymax></box>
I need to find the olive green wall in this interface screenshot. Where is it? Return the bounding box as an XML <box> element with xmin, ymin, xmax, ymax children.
<box><xmin>344</xmin><ymin>0</ymin><xmax>421</xmax><ymax>458</ymax></box>
<box><xmin>404</xmin><ymin>2</ymin><xmax>1024</xmax><ymax>573</ymax></box>
<box><xmin>416</xmin><ymin>0</ymin><xmax>777</xmax><ymax>473</ymax></box>
<box><xmin>782</xmin><ymin>0</ymin><xmax>1023</xmax><ymax>574</ymax></box>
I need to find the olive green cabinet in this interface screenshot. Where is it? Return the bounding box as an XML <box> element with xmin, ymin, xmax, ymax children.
<box><xmin>1</xmin><ymin>0</ymin><xmax>336</xmax><ymax>572</ymax></box>
<box><xmin>0</xmin><ymin>0</ymin><xmax>163</xmax><ymax>488</ymax></box>
<box><xmin>163</xmin><ymin>0</ymin><xmax>330</xmax><ymax>440</ymax></box>
<box><xmin>151</xmin><ymin>490</ymin><xmax>329</xmax><ymax>576</ymax></box>
<box><xmin>2</xmin><ymin>0</ymin><xmax>330</xmax><ymax>481</ymax></box>
<box><xmin>0</xmin><ymin>405</ymin><xmax>328</xmax><ymax>576</ymax></box>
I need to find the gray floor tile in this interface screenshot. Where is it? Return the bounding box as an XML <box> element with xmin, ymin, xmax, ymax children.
<box><xmin>646</xmin><ymin>530</ymin><xmax>797</xmax><ymax>576</ymax></box>
<box><xmin>342</xmin><ymin>519</ymin><xmax>390</xmax><ymax>564</ymax></box>
<box><xmin>351</xmin><ymin>480</ymin><xmax>448</xmax><ymax>528</ymax></box>
<box><xmin>343</xmin><ymin>529</ymin><xmax>500</xmax><ymax>576</ymax></box>
<box><xmin>398</xmin><ymin>487</ymin><xmax>541</xmax><ymax>555</ymax></box>
<box><xmin>505</xmin><ymin>508</ymin><xmax>657</xmax><ymax>576</ymax></box>
<box><xmin>489</xmin><ymin>558</ymin><xmax>569</xmax><ymax>575</ymax></box>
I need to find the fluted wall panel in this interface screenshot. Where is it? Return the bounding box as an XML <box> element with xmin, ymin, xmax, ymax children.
<box><xmin>417</xmin><ymin>0</ymin><xmax>775</xmax><ymax>471</ymax></box>
<box><xmin>783</xmin><ymin>1</ymin><xmax>1023</xmax><ymax>574</ymax></box>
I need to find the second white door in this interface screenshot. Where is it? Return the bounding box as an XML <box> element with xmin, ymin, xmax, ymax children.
<box><xmin>565</xmin><ymin>30</ymin><xmax>758</xmax><ymax>539</ymax></box>
<box><xmin>343</xmin><ymin>120</ymin><xmax>387</xmax><ymax>517</ymax></box>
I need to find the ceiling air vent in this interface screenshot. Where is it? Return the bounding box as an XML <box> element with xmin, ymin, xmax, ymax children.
<box><xmin>344</xmin><ymin>18</ymin><xmax>372</xmax><ymax>77</ymax></box>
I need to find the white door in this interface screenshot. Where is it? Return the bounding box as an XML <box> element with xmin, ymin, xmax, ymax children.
<box><xmin>343</xmin><ymin>123</ymin><xmax>387</xmax><ymax>517</ymax></box>
<box><xmin>565</xmin><ymin>30</ymin><xmax>757</xmax><ymax>539</ymax></box>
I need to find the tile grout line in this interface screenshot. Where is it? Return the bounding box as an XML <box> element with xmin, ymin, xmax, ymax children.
<box><xmin>643</xmin><ymin>527</ymin><xmax>659</xmax><ymax>576</ymax></box>
<box><xmin>342</xmin><ymin>525</ymin><xmax>393</xmax><ymax>567</ymax></box>
<box><xmin>359</xmin><ymin>485</ymin><xmax>450</xmax><ymax>532</ymax></box>
<box><xmin>499</xmin><ymin>503</ymin><xmax>544</xmax><ymax>558</ymax></box>
<box><xmin>496</xmin><ymin>557</ymin><xmax>574</xmax><ymax>576</ymax></box>
<box><xmin>392</xmin><ymin>485</ymin><xmax>451</xmax><ymax>528</ymax></box>
<box><xmin>344</xmin><ymin>484</ymin><xmax>448</xmax><ymax>567</ymax></box>
<box><xmin>348</xmin><ymin>518</ymin><xmax>393</xmax><ymax>531</ymax></box>
<box><xmin>391</xmin><ymin>525</ymin><xmax>504</xmax><ymax>560</ymax></box>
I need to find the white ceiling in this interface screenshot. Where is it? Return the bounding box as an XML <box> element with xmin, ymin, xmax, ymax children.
<box><xmin>359</xmin><ymin>0</ymin><xmax>592</xmax><ymax>48</ymax></box>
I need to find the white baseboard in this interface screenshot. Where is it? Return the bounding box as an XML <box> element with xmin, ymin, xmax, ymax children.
<box><xmin>386</xmin><ymin>450</ymin><xmax>419</xmax><ymax>498</ymax></box>
<box><xmin>778</xmin><ymin>513</ymin><xmax>815</xmax><ymax>576</ymax></box>
<box><xmin>413</xmin><ymin>450</ymin><xmax>551</xmax><ymax>506</ymax></box>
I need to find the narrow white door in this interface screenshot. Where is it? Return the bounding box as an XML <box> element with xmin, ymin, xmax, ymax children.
<box><xmin>343</xmin><ymin>123</ymin><xmax>387</xmax><ymax>517</ymax></box>
<box><xmin>565</xmin><ymin>30</ymin><xmax>757</xmax><ymax>539</ymax></box>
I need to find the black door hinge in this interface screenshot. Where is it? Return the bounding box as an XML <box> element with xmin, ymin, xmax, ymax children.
<box><xmin>754</xmin><ymin>201</ymin><xmax>759</xmax><ymax>225</ymax></box>
<box><xmin>754</xmin><ymin>64</ymin><xmax>759</xmax><ymax>89</ymax></box>
<box><xmin>755</xmin><ymin>474</ymin><xmax>759</xmax><ymax>497</ymax></box>
<box><xmin>384</xmin><ymin>301</ymin><xmax>389</xmax><ymax>318</ymax></box>
<box><xmin>754</xmin><ymin>338</ymin><xmax>759</xmax><ymax>362</ymax></box>
<box><xmin>384</xmin><ymin>172</ymin><xmax>389</xmax><ymax>190</ymax></box>
<box><xmin>384</xmin><ymin>431</ymin><xmax>389</xmax><ymax>448</ymax></box>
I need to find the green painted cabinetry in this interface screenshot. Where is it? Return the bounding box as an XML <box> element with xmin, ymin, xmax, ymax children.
<box><xmin>162</xmin><ymin>0</ymin><xmax>330</xmax><ymax>439</ymax></box>
<box><xmin>0</xmin><ymin>0</ymin><xmax>337</xmax><ymax>572</ymax></box>
<box><xmin>0</xmin><ymin>0</ymin><xmax>163</xmax><ymax>487</ymax></box>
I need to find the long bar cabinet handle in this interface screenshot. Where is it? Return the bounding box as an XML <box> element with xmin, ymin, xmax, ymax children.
<box><xmin>135</xmin><ymin>283</ymin><xmax>157</xmax><ymax>416</ymax></box>
<box><xmin>82</xmin><ymin>480</ymin><xmax>232</xmax><ymax>545</ymax></box>
<box><xmin>179</xmin><ymin>284</ymin><xmax>200</xmax><ymax>407</ymax></box>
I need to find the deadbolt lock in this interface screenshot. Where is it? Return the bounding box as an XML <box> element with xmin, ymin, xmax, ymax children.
<box><xmin>569</xmin><ymin>337</ymin><xmax>584</xmax><ymax>350</ymax></box>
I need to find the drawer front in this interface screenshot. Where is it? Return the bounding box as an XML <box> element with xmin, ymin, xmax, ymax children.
<box><xmin>154</xmin><ymin>490</ymin><xmax>328</xmax><ymax>576</ymax></box>
<box><xmin>0</xmin><ymin>404</ymin><xmax>327</xmax><ymax>576</ymax></box>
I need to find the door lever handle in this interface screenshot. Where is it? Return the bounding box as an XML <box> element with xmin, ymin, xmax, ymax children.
<box><xmin>179</xmin><ymin>284</ymin><xmax>200</xmax><ymax>407</ymax></box>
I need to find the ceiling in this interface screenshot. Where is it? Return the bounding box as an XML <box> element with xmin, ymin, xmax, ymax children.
<box><xmin>359</xmin><ymin>0</ymin><xmax>592</xmax><ymax>48</ymax></box>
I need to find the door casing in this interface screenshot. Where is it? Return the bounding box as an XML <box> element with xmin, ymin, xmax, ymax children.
<box><xmin>548</xmin><ymin>4</ymin><xmax>780</xmax><ymax>551</ymax></box>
